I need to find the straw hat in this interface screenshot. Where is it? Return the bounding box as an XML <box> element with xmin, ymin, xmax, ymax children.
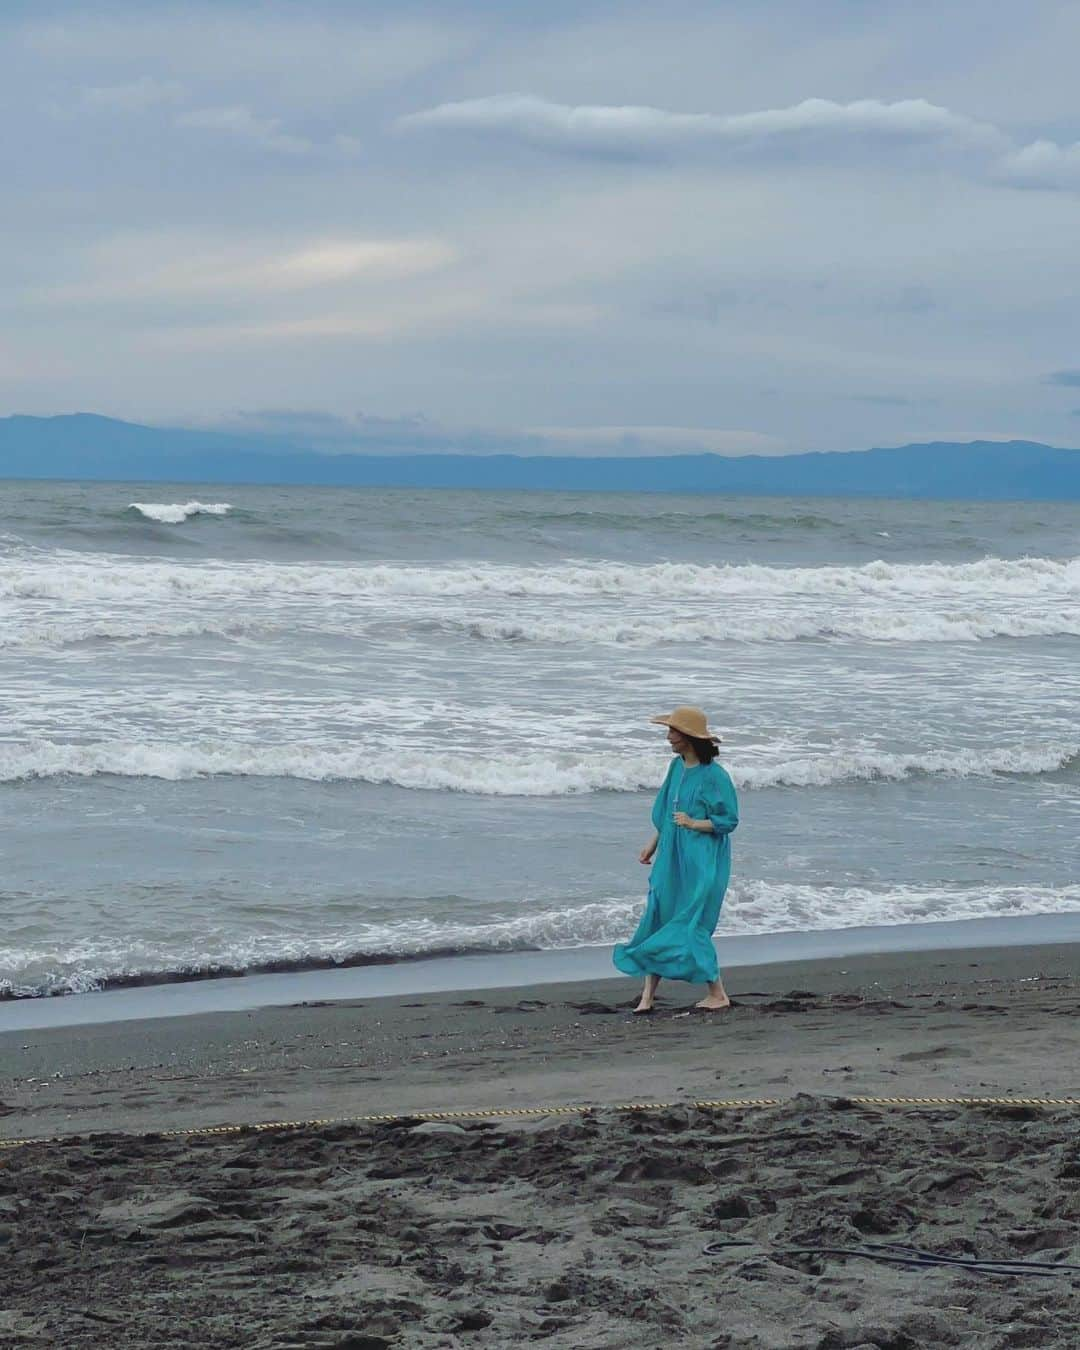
<box><xmin>650</xmin><ymin>706</ymin><xmax>721</xmax><ymax>743</ymax></box>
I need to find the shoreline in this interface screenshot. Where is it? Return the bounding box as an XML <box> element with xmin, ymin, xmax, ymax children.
<box><xmin>3</xmin><ymin>935</ymin><xmax>1077</xmax><ymax>1143</ymax></box>
<box><xmin>4</xmin><ymin>935</ymin><xmax>1079</xmax><ymax>1346</ymax></box>
<box><xmin>4</xmin><ymin>909</ymin><xmax>1078</xmax><ymax>1033</ymax></box>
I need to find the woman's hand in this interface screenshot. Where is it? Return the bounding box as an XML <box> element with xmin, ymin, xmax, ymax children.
<box><xmin>639</xmin><ymin>832</ymin><xmax>659</xmax><ymax>864</ymax></box>
<box><xmin>674</xmin><ymin>812</ymin><xmax>714</xmax><ymax>833</ymax></box>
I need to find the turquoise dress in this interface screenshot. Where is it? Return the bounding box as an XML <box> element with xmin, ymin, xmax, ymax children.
<box><xmin>614</xmin><ymin>757</ymin><xmax>739</xmax><ymax>984</ymax></box>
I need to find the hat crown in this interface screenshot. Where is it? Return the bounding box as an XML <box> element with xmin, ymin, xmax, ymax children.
<box><xmin>670</xmin><ymin>705</ymin><xmax>707</xmax><ymax>735</ymax></box>
<box><xmin>651</xmin><ymin>705</ymin><xmax>720</xmax><ymax>742</ymax></box>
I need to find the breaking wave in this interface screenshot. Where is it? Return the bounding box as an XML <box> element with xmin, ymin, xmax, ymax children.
<box><xmin>4</xmin><ymin>879</ymin><xmax>1078</xmax><ymax>999</ymax></box>
<box><xmin>10</xmin><ymin>610</ymin><xmax>1079</xmax><ymax>653</ymax></box>
<box><xmin>7</xmin><ymin>608</ymin><xmax>1078</xmax><ymax>652</ymax></box>
<box><xmin>4</xmin><ymin>553</ymin><xmax>1079</xmax><ymax>605</ymax></box>
<box><xmin>456</xmin><ymin>609</ymin><xmax>1080</xmax><ymax>646</ymax></box>
<box><xmin>127</xmin><ymin>501</ymin><xmax>233</xmax><ymax>524</ymax></box>
<box><xmin>0</xmin><ymin>617</ymin><xmax>262</xmax><ymax>650</ymax></box>
<box><xmin>1</xmin><ymin>739</ymin><xmax>1076</xmax><ymax>793</ymax></box>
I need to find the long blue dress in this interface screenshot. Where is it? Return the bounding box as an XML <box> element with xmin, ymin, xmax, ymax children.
<box><xmin>613</xmin><ymin>757</ymin><xmax>739</xmax><ymax>984</ymax></box>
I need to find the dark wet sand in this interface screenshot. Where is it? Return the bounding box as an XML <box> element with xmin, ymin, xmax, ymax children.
<box><xmin>2</xmin><ymin>943</ymin><xmax>1078</xmax><ymax>1140</ymax></box>
<box><xmin>1</xmin><ymin>941</ymin><xmax>1078</xmax><ymax>1347</ymax></box>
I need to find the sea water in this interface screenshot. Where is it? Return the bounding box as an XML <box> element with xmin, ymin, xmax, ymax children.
<box><xmin>1</xmin><ymin>479</ymin><xmax>1078</xmax><ymax>999</ymax></box>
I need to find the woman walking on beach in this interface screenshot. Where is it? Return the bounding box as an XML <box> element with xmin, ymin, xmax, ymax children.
<box><xmin>614</xmin><ymin>707</ymin><xmax>739</xmax><ymax>1014</ymax></box>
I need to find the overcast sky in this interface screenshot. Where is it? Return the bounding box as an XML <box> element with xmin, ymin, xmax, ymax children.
<box><xmin>3</xmin><ymin>0</ymin><xmax>1080</xmax><ymax>455</ymax></box>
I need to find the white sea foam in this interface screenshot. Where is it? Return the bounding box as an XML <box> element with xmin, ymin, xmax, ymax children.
<box><xmin>128</xmin><ymin>501</ymin><xmax>233</xmax><ymax>524</ymax></box>
<box><xmin>460</xmin><ymin>608</ymin><xmax>1080</xmax><ymax>646</ymax></box>
<box><xmin>0</xmin><ymin>616</ymin><xmax>261</xmax><ymax>650</ymax></box>
<box><xmin>733</xmin><ymin>743</ymin><xmax>1080</xmax><ymax>790</ymax></box>
<box><xmin>0</xmin><ymin>741</ymin><xmax>662</xmax><ymax>793</ymax></box>
<box><xmin>4</xmin><ymin>880</ymin><xmax>1078</xmax><ymax>998</ymax></box>
<box><xmin>724</xmin><ymin>879</ymin><xmax>1080</xmax><ymax>938</ymax></box>
<box><xmin>1</xmin><ymin>738</ymin><xmax>1075</xmax><ymax>792</ymax></box>
<box><xmin>2</xmin><ymin>597</ymin><xmax>1076</xmax><ymax>651</ymax></box>
<box><xmin>4</xmin><ymin>553</ymin><xmax>1079</xmax><ymax>605</ymax></box>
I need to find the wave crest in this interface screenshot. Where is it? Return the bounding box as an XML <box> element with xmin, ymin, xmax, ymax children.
<box><xmin>3</xmin><ymin>603</ymin><xmax>1076</xmax><ymax>651</ymax></box>
<box><xmin>1</xmin><ymin>739</ymin><xmax>1075</xmax><ymax>793</ymax></box>
<box><xmin>459</xmin><ymin>609</ymin><xmax>1080</xmax><ymax>645</ymax></box>
<box><xmin>4</xmin><ymin>553</ymin><xmax>1079</xmax><ymax>605</ymax></box>
<box><xmin>128</xmin><ymin>501</ymin><xmax>232</xmax><ymax>524</ymax></box>
<box><xmin>0</xmin><ymin>617</ymin><xmax>261</xmax><ymax>650</ymax></box>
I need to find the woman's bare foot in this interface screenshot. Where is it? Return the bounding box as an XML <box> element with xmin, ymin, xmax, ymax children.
<box><xmin>633</xmin><ymin>975</ymin><xmax>660</xmax><ymax>1014</ymax></box>
<box><xmin>632</xmin><ymin>1000</ymin><xmax>655</xmax><ymax>1015</ymax></box>
<box><xmin>695</xmin><ymin>979</ymin><xmax>731</xmax><ymax>1011</ymax></box>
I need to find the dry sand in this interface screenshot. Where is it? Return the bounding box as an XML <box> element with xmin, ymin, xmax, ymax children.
<box><xmin>1</xmin><ymin>941</ymin><xmax>1079</xmax><ymax>1347</ymax></box>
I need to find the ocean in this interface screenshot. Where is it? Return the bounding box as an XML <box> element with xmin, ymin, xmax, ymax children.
<box><xmin>2</xmin><ymin>479</ymin><xmax>1078</xmax><ymax>1001</ymax></box>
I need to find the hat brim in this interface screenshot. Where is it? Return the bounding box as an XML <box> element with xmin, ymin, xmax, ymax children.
<box><xmin>650</xmin><ymin>714</ymin><xmax>721</xmax><ymax>744</ymax></box>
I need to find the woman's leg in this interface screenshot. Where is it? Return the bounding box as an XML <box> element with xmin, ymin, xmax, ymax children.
<box><xmin>695</xmin><ymin>976</ymin><xmax>731</xmax><ymax>1011</ymax></box>
<box><xmin>634</xmin><ymin>973</ymin><xmax>660</xmax><ymax>1013</ymax></box>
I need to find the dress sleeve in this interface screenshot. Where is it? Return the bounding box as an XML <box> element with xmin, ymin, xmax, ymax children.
<box><xmin>702</xmin><ymin>765</ymin><xmax>739</xmax><ymax>836</ymax></box>
<box><xmin>651</xmin><ymin>758</ymin><xmax>677</xmax><ymax>831</ymax></box>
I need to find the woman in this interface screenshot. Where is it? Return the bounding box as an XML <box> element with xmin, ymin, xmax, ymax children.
<box><xmin>614</xmin><ymin>706</ymin><xmax>739</xmax><ymax>1014</ymax></box>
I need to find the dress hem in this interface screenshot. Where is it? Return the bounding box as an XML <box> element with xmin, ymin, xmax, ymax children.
<box><xmin>613</xmin><ymin>947</ymin><xmax>720</xmax><ymax>985</ymax></box>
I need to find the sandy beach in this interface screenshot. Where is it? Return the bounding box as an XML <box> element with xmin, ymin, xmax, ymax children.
<box><xmin>1</xmin><ymin>940</ymin><xmax>1079</xmax><ymax>1347</ymax></box>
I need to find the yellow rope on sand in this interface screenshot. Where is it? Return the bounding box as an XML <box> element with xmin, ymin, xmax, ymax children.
<box><xmin>2</xmin><ymin>1094</ymin><xmax>1079</xmax><ymax>1153</ymax></box>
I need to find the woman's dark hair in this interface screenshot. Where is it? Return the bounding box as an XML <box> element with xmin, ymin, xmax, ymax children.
<box><xmin>687</xmin><ymin>735</ymin><xmax>719</xmax><ymax>764</ymax></box>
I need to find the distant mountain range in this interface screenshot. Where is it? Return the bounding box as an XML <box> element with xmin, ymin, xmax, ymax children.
<box><xmin>2</xmin><ymin>413</ymin><xmax>1080</xmax><ymax>499</ymax></box>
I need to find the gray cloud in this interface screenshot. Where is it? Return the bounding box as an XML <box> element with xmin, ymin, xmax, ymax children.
<box><xmin>401</xmin><ymin>93</ymin><xmax>1004</xmax><ymax>157</ymax></box>
<box><xmin>176</xmin><ymin>105</ymin><xmax>314</xmax><ymax>155</ymax></box>
<box><xmin>402</xmin><ymin>92</ymin><xmax>1080</xmax><ymax>192</ymax></box>
<box><xmin>1047</xmin><ymin>371</ymin><xmax>1080</xmax><ymax>387</ymax></box>
<box><xmin>22</xmin><ymin>9</ymin><xmax>465</xmax><ymax>104</ymax></box>
<box><xmin>215</xmin><ymin>409</ymin><xmax>442</xmax><ymax>451</ymax></box>
<box><xmin>82</xmin><ymin>75</ymin><xmax>186</xmax><ymax>111</ymax></box>
<box><xmin>997</xmin><ymin>141</ymin><xmax>1080</xmax><ymax>190</ymax></box>
<box><xmin>645</xmin><ymin>289</ymin><xmax>740</xmax><ymax>323</ymax></box>
<box><xmin>210</xmin><ymin>409</ymin><xmax>784</xmax><ymax>456</ymax></box>
<box><xmin>882</xmin><ymin>287</ymin><xmax>936</xmax><ymax>315</ymax></box>
<box><xmin>4</xmin><ymin>2</ymin><xmax>1080</xmax><ymax>456</ymax></box>
<box><xmin>35</xmin><ymin>235</ymin><xmax>455</xmax><ymax>307</ymax></box>
<box><xmin>847</xmin><ymin>395</ymin><xmax>917</xmax><ymax>407</ymax></box>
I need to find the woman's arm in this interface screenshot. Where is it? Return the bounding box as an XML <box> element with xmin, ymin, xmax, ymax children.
<box><xmin>674</xmin><ymin>767</ymin><xmax>739</xmax><ymax>835</ymax></box>
<box><xmin>639</xmin><ymin>830</ymin><xmax>660</xmax><ymax>863</ymax></box>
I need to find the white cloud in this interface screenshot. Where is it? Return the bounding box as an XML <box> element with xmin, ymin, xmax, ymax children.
<box><xmin>154</xmin><ymin>316</ymin><xmax>396</xmax><ymax>347</ymax></box>
<box><xmin>278</xmin><ymin>241</ymin><xmax>456</xmax><ymax>285</ymax></box>
<box><xmin>82</xmin><ymin>75</ymin><xmax>186</xmax><ymax>111</ymax></box>
<box><xmin>151</xmin><ymin>296</ymin><xmax>599</xmax><ymax>350</ymax></box>
<box><xmin>402</xmin><ymin>91</ymin><xmax>1080</xmax><ymax>196</ymax></box>
<box><xmin>41</xmin><ymin>235</ymin><xmax>457</xmax><ymax>305</ymax></box>
<box><xmin>401</xmin><ymin>93</ymin><xmax>1005</xmax><ymax>156</ymax></box>
<box><xmin>996</xmin><ymin>139</ymin><xmax>1080</xmax><ymax>189</ymax></box>
<box><xmin>176</xmin><ymin>104</ymin><xmax>313</xmax><ymax>155</ymax></box>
